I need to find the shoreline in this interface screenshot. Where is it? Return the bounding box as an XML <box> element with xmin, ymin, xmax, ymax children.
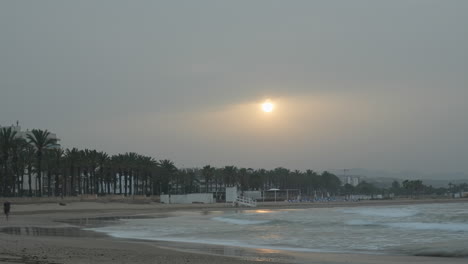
<box><xmin>1</xmin><ymin>198</ymin><xmax>467</xmax><ymax>264</ymax></box>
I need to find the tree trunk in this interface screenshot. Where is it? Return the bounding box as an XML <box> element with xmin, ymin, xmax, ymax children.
<box><xmin>124</xmin><ymin>170</ymin><xmax>128</xmax><ymax>196</ymax></box>
<box><xmin>113</xmin><ymin>169</ymin><xmax>117</xmax><ymax>194</ymax></box>
<box><xmin>77</xmin><ymin>167</ymin><xmax>82</xmax><ymax>195</ymax></box>
<box><xmin>37</xmin><ymin>152</ymin><xmax>42</xmax><ymax>197</ymax></box>
<box><xmin>54</xmin><ymin>169</ymin><xmax>60</xmax><ymax>197</ymax></box>
<box><xmin>135</xmin><ymin>171</ymin><xmax>139</xmax><ymax>195</ymax></box>
<box><xmin>129</xmin><ymin>170</ymin><xmax>133</xmax><ymax>195</ymax></box>
<box><xmin>84</xmin><ymin>169</ymin><xmax>89</xmax><ymax>194</ymax></box>
<box><xmin>19</xmin><ymin>169</ymin><xmax>24</xmax><ymax>197</ymax></box>
<box><xmin>47</xmin><ymin>169</ymin><xmax>52</xmax><ymax>197</ymax></box>
<box><xmin>107</xmin><ymin>171</ymin><xmax>112</xmax><ymax>195</ymax></box>
<box><xmin>2</xmin><ymin>155</ymin><xmax>9</xmax><ymax>196</ymax></box>
<box><xmin>118</xmin><ymin>169</ymin><xmax>122</xmax><ymax>195</ymax></box>
<box><xmin>63</xmin><ymin>167</ymin><xmax>67</xmax><ymax>197</ymax></box>
<box><xmin>28</xmin><ymin>165</ymin><xmax>32</xmax><ymax>197</ymax></box>
<box><xmin>96</xmin><ymin>169</ymin><xmax>101</xmax><ymax>195</ymax></box>
<box><xmin>70</xmin><ymin>166</ymin><xmax>75</xmax><ymax>196</ymax></box>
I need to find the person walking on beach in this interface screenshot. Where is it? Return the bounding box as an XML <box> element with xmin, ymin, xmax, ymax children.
<box><xmin>4</xmin><ymin>201</ymin><xmax>11</xmax><ymax>221</ymax></box>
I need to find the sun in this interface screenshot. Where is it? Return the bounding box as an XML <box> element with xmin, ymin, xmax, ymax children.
<box><xmin>261</xmin><ymin>101</ymin><xmax>274</xmax><ymax>113</ymax></box>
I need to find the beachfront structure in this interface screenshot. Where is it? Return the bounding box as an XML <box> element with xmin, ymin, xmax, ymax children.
<box><xmin>225</xmin><ymin>186</ymin><xmax>257</xmax><ymax>207</ymax></box>
<box><xmin>225</xmin><ymin>186</ymin><xmax>238</xmax><ymax>202</ymax></box>
<box><xmin>160</xmin><ymin>193</ymin><xmax>215</xmax><ymax>204</ymax></box>
<box><xmin>342</xmin><ymin>175</ymin><xmax>360</xmax><ymax>187</ymax></box>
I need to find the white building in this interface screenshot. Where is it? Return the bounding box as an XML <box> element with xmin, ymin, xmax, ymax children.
<box><xmin>4</xmin><ymin>124</ymin><xmax>60</xmax><ymax>143</ymax></box>
<box><xmin>342</xmin><ymin>175</ymin><xmax>360</xmax><ymax>187</ymax></box>
<box><xmin>0</xmin><ymin>123</ymin><xmax>61</xmax><ymax>147</ymax></box>
<box><xmin>352</xmin><ymin>177</ymin><xmax>360</xmax><ymax>186</ymax></box>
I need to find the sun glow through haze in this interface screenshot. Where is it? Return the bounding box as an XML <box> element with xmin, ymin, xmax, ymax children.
<box><xmin>262</xmin><ymin>101</ymin><xmax>274</xmax><ymax>113</ymax></box>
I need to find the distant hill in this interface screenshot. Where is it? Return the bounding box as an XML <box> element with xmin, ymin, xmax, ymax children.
<box><xmin>329</xmin><ymin>168</ymin><xmax>468</xmax><ymax>188</ymax></box>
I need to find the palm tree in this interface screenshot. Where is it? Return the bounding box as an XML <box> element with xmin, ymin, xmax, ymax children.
<box><xmin>126</xmin><ymin>152</ymin><xmax>139</xmax><ymax>195</ymax></box>
<box><xmin>11</xmin><ymin>137</ymin><xmax>27</xmax><ymax>196</ymax></box>
<box><xmin>110</xmin><ymin>155</ymin><xmax>120</xmax><ymax>194</ymax></box>
<box><xmin>137</xmin><ymin>154</ymin><xmax>155</xmax><ymax>195</ymax></box>
<box><xmin>111</xmin><ymin>154</ymin><xmax>125</xmax><ymax>195</ymax></box>
<box><xmin>27</xmin><ymin>129</ymin><xmax>57</xmax><ymax>197</ymax></box>
<box><xmin>180</xmin><ymin>168</ymin><xmax>198</xmax><ymax>194</ymax></box>
<box><xmin>44</xmin><ymin>150</ymin><xmax>55</xmax><ymax>196</ymax></box>
<box><xmin>88</xmin><ymin>149</ymin><xmax>98</xmax><ymax>194</ymax></box>
<box><xmin>136</xmin><ymin>155</ymin><xmax>146</xmax><ymax>195</ymax></box>
<box><xmin>50</xmin><ymin>148</ymin><xmax>64</xmax><ymax>196</ymax></box>
<box><xmin>23</xmin><ymin>144</ymin><xmax>36</xmax><ymax>197</ymax></box>
<box><xmin>148</xmin><ymin>159</ymin><xmax>160</xmax><ymax>195</ymax></box>
<box><xmin>83</xmin><ymin>149</ymin><xmax>99</xmax><ymax>194</ymax></box>
<box><xmin>0</xmin><ymin>127</ymin><xmax>17</xmax><ymax>196</ymax></box>
<box><xmin>202</xmin><ymin>165</ymin><xmax>215</xmax><ymax>193</ymax></box>
<box><xmin>238</xmin><ymin>168</ymin><xmax>249</xmax><ymax>191</ymax></box>
<box><xmin>213</xmin><ymin>168</ymin><xmax>224</xmax><ymax>198</ymax></box>
<box><xmin>77</xmin><ymin>149</ymin><xmax>86</xmax><ymax>195</ymax></box>
<box><xmin>121</xmin><ymin>154</ymin><xmax>130</xmax><ymax>195</ymax></box>
<box><xmin>144</xmin><ymin>156</ymin><xmax>158</xmax><ymax>195</ymax></box>
<box><xmin>64</xmin><ymin>148</ymin><xmax>80</xmax><ymax>196</ymax></box>
<box><xmin>222</xmin><ymin>166</ymin><xmax>238</xmax><ymax>187</ymax></box>
<box><xmin>159</xmin><ymin>159</ymin><xmax>177</xmax><ymax>194</ymax></box>
<box><xmin>96</xmin><ymin>151</ymin><xmax>109</xmax><ymax>195</ymax></box>
<box><xmin>81</xmin><ymin>149</ymin><xmax>91</xmax><ymax>194</ymax></box>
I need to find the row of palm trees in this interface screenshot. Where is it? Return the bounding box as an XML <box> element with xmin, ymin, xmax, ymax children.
<box><xmin>0</xmin><ymin>127</ymin><xmax>177</xmax><ymax>197</ymax></box>
<box><xmin>1</xmin><ymin>128</ymin><xmax>57</xmax><ymax>197</ymax></box>
<box><xmin>1</xmin><ymin>126</ymin><xmax>343</xmax><ymax>198</ymax></box>
<box><xmin>200</xmin><ymin>166</ymin><xmax>342</xmax><ymax>196</ymax></box>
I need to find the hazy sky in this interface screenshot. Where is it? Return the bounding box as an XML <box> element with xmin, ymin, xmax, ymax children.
<box><xmin>1</xmin><ymin>1</ymin><xmax>468</xmax><ymax>175</ymax></box>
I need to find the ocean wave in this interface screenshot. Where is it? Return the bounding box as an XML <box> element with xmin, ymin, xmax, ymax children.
<box><xmin>345</xmin><ymin>220</ymin><xmax>379</xmax><ymax>226</ymax></box>
<box><xmin>340</xmin><ymin>208</ymin><xmax>418</xmax><ymax>218</ymax></box>
<box><xmin>116</xmin><ymin>236</ymin><xmax>358</xmax><ymax>254</ymax></box>
<box><xmin>211</xmin><ymin>217</ymin><xmax>271</xmax><ymax>225</ymax></box>
<box><xmin>385</xmin><ymin>222</ymin><xmax>468</xmax><ymax>232</ymax></box>
<box><xmin>347</xmin><ymin>220</ymin><xmax>468</xmax><ymax>232</ymax></box>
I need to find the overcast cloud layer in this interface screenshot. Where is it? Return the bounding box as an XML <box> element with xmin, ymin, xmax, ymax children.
<box><xmin>1</xmin><ymin>1</ymin><xmax>468</xmax><ymax>176</ymax></box>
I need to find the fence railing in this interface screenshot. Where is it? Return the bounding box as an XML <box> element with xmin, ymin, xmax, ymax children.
<box><xmin>233</xmin><ymin>195</ymin><xmax>257</xmax><ymax>207</ymax></box>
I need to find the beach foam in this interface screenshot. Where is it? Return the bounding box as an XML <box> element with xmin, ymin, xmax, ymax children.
<box><xmin>211</xmin><ymin>216</ymin><xmax>270</xmax><ymax>225</ymax></box>
<box><xmin>385</xmin><ymin>222</ymin><xmax>468</xmax><ymax>232</ymax></box>
<box><xmin>340</xmin><ymin>207</ymin><xmax>418</xmax><ymax>218</ymax></box>
<box><xmin>346</xmin><ymin>219</ymin><xmax>468</xmax><ymax>232</ymax></box>
<box><xmin>88</xmin><ymin>202</ymin><xmax>468</xmax><ymax>258</ymax></box>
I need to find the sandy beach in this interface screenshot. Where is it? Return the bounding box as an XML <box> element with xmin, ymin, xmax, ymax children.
<box><xmin>1</xmin><ymin>198</ymin><xmax>467</xmax><ymax>264</ymax></box>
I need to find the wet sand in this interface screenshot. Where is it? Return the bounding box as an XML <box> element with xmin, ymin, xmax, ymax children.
<box><xmin>1</xmin><ymin>199</ymin><xmax>467</xmax><ymax>264</ymax></box>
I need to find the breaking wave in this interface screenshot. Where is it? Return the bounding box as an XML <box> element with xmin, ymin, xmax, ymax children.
<box><xmin>385</xmin><ymin>222</ymin><xmax>468</xmax><ymax>232</ymax></box>
<box><xmin>211</xmin><ymin>217</ymin><xmax>271</xmax><ymax>225</ymax></box>
<box><xmin>87</xmin><ymin>202</ymin><xmax>468</xmax><ymax>259</ymax></box>
<box><xmin>340</xmin><ymin>207</ymin><xmax>418</xmax><ymax>218</ymax></box>
<box><xmin>347</xmin><ymin>220</ymin><xmax>468</xmax><ymax>232</ymax></box>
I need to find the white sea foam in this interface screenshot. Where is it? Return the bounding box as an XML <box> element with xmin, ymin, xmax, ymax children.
<box><xmin>385</xmin><ymin>222</ymin><xmax>468</xmax><ymax>232</ymax></box>
<box><xmin>346</xmin><ymin>219</ymin><xmax>377</xmax><ymax>226</ymax></box>
<box><xmin>87</xmin><ymin>203</ymin><xmax>468</xmax><ymax>257</ymax></box>
<box><xmin>340</xmin><ymin>208</ymin><xmax>418</xmax><ymax>218</ymax></box>
<box><xmin>346</xmin><ymin>220</ymin><xmax>468</xmax><ymax>232</ymax></box>
<box><xmin>211</xmin><ymin>217</ymin><xmax>270</xmax><ymax>225</ymax></box>
<box><xmin>100</xmin><ymin>234</ymin><xmax>354</xmax><ymax>254</ymax></box>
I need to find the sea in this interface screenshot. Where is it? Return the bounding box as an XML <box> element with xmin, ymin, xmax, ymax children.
<box><xmin>88</xmin><ymin>202</ymin><xmax>468</xmax><ymax>258</ymax></box>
